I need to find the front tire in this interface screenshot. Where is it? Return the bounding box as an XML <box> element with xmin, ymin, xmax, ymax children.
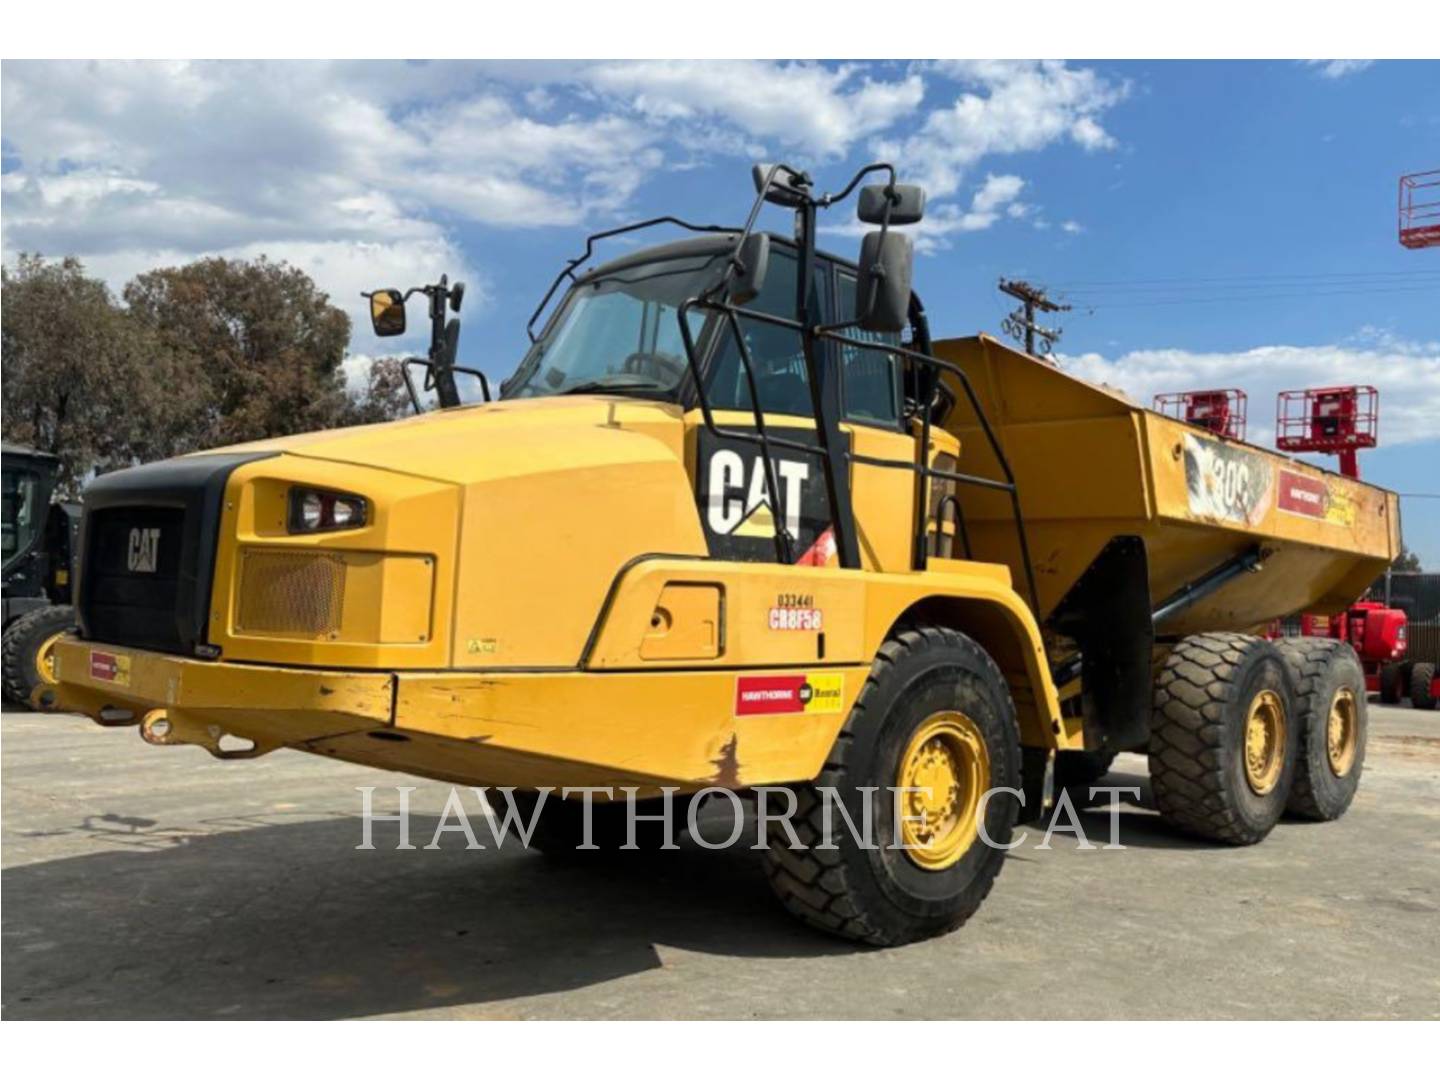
<box><xmin>1149</xmin><ymin>633</ymin><xmax>1298</xmax><ymax>845</ymax></box>
<box><xmin>2</xmin><ymin>605</ymin><xmax>76</xmax><ymax>706</ymax></box>
<box><xmin>1378</xmin><ymin>663</ymin><xmax>1403</xmax><ymax>705</ymax></box>
<box><xmin>1411</xmin><ymin>663</ymin><xmax>1437</xmax><ymax>711</ymax></box>
<box><xmin>1277</xmin><ymin>638</ymin><xmax>1366</xmax><ymax>821</ymax></box>
<box><xmin>762</xmin><ymin>626</ymin><xmax>1022</xmax><ymax>947</ymax></box>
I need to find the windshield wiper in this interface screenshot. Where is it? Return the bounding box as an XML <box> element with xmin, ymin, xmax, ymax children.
<box><xmin>557</xmin><ymin>376</ymin><xmax>669</xmax><ymax>397</ymax></box>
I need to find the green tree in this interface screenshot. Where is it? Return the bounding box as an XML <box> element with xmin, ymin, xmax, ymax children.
<box><xmin>2</xmin><ymin>254</ymin><xmax>200</xmax><ymax>495</ymax></box>
<box><xmin>344</xmin><ymin>356</ymin><xmax>414</xmax><ymax>426</ymax></box>
<box><xmin>123</xmin><ymin>256</ymin><xmax>354</xmax><ymax>451</ymax></box>
<box><xmin>1370</xmin><ymin>541</ymin><xmax>1423</xmax><ymax>597</ymax></box>
<box><xmin>1392</xmin><ymin>542</ymin><xmax>1423</xmax><ymax>574</ymax></box>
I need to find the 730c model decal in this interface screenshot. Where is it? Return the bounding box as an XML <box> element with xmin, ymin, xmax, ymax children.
<box><xmin>1183</xmin><ymin>433</ymin><xmax>1274</xmax><ymax>528</ymax></box>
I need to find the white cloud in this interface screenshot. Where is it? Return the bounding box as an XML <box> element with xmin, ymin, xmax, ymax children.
<box><xmin>822</xmin><ymin>173</ymin><xmax>1031</xmax><ymax>253</ymax></box>
<box><xmin>1</xmin><ymin>60</ymin><xmax>1126</xmax><ymax>350</ymax></box>
<box><xmin>1060</xmin><ymin>337</ymin><xmax>1440</xmax><ymax>447</ymax></box>
<box><xmin>1303</xmin><ymin>60</ymin><xmax>1375</xmax><ymax>79</ymax></box>
<box><xmin>875</xmin><ymin>61</ymin><xmax>1128</xmax><ymax>198</ymax></box>
<box><xmin>1060</xmin><ymin>220</ymin><xmax>1085</xmax><ymax>234</ymax></box>
<box><xmin>584</xmin><ymin>60</ymin><xmax>924</xmax><ymax>158</ymax></box>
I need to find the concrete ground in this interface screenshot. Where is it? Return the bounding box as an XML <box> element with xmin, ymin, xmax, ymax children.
<box><xmin>3</xmin><ymin>701</ymin><xmax>1438</xmax><ymax>1019</ymax></box>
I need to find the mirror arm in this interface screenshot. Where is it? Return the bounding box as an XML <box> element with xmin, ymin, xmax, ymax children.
<box><xmin>712</xmin><ymin>163</ymin><xmax>793</xmax><ymax>302</ymax></box>
<box><xmin>400</xmin><ymin>359</ymin><xmax>425</xmax><ymax>416</ymax></box>
<box><xmin>816</xmin><ymin>162</ymin><xmax>896</xmax><ymax>209</ymax></box>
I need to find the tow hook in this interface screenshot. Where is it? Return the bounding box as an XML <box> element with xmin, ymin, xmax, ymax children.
<box><xmin>138</xmin><ymin>709</ymin><xmax>273</xmax><ymax>760</ymax></box>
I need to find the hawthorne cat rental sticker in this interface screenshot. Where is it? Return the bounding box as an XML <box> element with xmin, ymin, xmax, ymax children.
<box><xmin>735</xmin><ymin>673</ymin><xmax>844</xmax><ymax>717</ymax></box>
<box><xmin>89</xmin><ymin>650</ymin><xmax>131</xmax><ymax>686</ymax></box>
<box><xmin>1276</xmin><ymin>468</ymin><xmax>1358</xmax><ymax>525</ymax></box>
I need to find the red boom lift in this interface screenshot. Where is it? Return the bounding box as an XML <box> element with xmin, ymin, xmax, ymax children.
<box><xmin>1399</xmin><ymin>170</ymin><xmax>1440</xmax><ymax>250</ymax></box>
<box><xmin>1276</xmin><ymin>384</ymin><xmax>1377</xmax><ymax>479</ymax></box>
<box><xmin>1269</xmin><ymin>385</ymin><xmax>1429</xmax><ymax>704</ymax></box>
<box><xmin>1153</xmin><ymin>388</ymin><xmax>1247</xmax><ymax>440</ymax></box>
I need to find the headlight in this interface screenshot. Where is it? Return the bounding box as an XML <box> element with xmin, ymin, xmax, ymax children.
<box><xmin>287</xmin><ymin>486</ymin><xmax>369</xmax><ymax>533</ymax></box>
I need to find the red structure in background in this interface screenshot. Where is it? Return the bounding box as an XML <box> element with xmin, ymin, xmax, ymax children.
<box><xmin>1399</xmin><ymin>170</ymin><xmax>1440</xmax><ymax>249</ymax></box>
<box><xmin>1283</xmin><ymin>602</ymin><xmax>1409</xmax><ymax>697</ymax></box>
<box><xmin>1275</xmin><ymin>385</ymin><xmax>1377</xmax><ymax>478</ymax></box>
<box><xmin>1153</xmin><ymin>388</ymin><xmax>1247</xmax><ymax>440</ymax></box>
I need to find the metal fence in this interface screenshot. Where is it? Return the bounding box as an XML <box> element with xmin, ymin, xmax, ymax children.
<box><xmin>1387</xmin><ymin>572</ymin><xmax>1440</xmax><ymax>665</ymax></box>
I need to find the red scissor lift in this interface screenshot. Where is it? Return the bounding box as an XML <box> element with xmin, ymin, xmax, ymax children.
<box><xmin>1275</xmin><ymin>385</ymin><xmax>1377</xmax><ymax>479</ymax></box>
<box><xmin>1399</xmin><ymin>170</ymin><xmax>1440</xmax><ymax>249</ymax></box>
<box><xmin>1152</xmin><ymin>388</ymin><xmax>1247</xmax><ymax>440</ymax></box>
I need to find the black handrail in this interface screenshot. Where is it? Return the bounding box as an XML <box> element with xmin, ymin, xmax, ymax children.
<box><xmin>676</xmin><ymin>292</ymin><xmax>1043</xmax><ymax>617</ymax></box>
<box><xmin>401</xmin><ymin>358</ymin><xmax>491</xmax><ymax>414</ymax></box>
<box><xmin>525</xmin><ymin>216</ymin><xmax>734</xmax><ymax>343</ymax></box>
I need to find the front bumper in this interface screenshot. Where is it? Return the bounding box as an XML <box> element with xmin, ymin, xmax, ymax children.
<box><xmin>48</xmin><ymin>636</ymin><xmax>394</xmax><ymax>756</ymax></box>
<box><xmin>46</xmin><ymin>636</ymin><xmax>873</xmax><ymax>791</ymax></box>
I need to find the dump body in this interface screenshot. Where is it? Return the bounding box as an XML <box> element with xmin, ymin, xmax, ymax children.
<box><xmin>933</xmin><ymin>335</ymin><xmax>1400</xmax><ymax>637</ymax></box>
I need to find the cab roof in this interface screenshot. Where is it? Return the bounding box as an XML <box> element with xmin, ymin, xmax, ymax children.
<box><xmin>580</xmin><ymin>230</ymin><xmax>861</xmax><ymax>285</ymax></box>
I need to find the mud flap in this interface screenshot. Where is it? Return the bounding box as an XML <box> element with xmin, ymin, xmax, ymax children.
<box><xmin>1049</xmin><ymin>536</ymin><xmax>1153</xmax><ymax>753</ymax></box>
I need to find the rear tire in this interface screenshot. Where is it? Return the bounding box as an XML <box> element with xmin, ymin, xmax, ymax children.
<box><xmin>1378</xmin><ymin>663</ymin><xmax>1403</xmax><ymax>705</ymax></box>
<box><xmin>1411</xmin><ymin>663</ymin><xmax>1437</xmax><ymax>711</ymax></box>
<box><xmin>762</xmin><ymin>626</ymin><xmax>1021</xmax><ymax>947</ymax></box>
<box><xmin>1276</xmin><ymin>638</ymin><xmax>1366</xmax><ymax>821</ymax></box>
<box><xmin>2</xmin><ymin>605</ymin><xmax>75</xmax><ymax>706</ymax></box>
<box><xmin>1148</xmin><ymin>633</ymin><xmax>1298</xmax><ymax>845</ymax></box>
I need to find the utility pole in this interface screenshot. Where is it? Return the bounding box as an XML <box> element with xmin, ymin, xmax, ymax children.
<box><xmin>998</xmin><ymin>278</ymin><xmax>1071</xmax><ymax>357</ymax></box>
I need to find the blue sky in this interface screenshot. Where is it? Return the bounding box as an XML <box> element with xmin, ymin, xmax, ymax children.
<box><xmin>3</xmin><ymin>59</ymin><xmax>1437</xmax><ymax>561</ymax></box>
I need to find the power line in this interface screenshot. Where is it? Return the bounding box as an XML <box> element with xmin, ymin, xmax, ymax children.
<box><xmin>1071</xmin><ymin>283</ymin><xmax>1440</xmax><ymax>310</ymax></box>
<box><xmin>1056</xmin><ymin>268</ymin><xmax>1440</xmax><ymax>290</ymax></box>
<box><xmin>998</xmin><ymin>279</ymin><xmax>1070</xmax><ymax>355</ymax></box>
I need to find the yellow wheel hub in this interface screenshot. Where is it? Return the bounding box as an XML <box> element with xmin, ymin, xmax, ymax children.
<box><xmin>35</xmin><ymin>630</ymin><xmax>64</xmax><ymax>686</ymax></box>
<box><xmin>1243</xmin><ymin>689</ymin><xmax>1286</xmax><ymax>796</ymax></box>
<box><xmin>1326</xmin><ymin>687</ymin><xmax>1358</xmax><ymax>778</ymax></box>
<box><xmin>896</xmin><ymin>711</ymin><xmax>990</xmax><ymax>871</ymax></box>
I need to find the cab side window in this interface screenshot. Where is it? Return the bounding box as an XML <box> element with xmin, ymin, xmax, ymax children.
<box><xmin>1</xmin><ymin>468</ymin><xmax>41</xmax><ymax>566</ymax></box>
<box><xmin>834</xmin><ymin>269</ymin><xmax>902</xmax><ymax>426</ymax></box>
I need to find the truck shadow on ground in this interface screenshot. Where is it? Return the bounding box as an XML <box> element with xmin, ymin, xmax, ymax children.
<box><xmin>2</xmin><ymin>811</ymin><xmax>857</xmax><ymax>1019</ymax></box>
<box><xmin>4</xmin><ymin>777</ymin><xmax>1229</xmax><ymax>1018</ymax></box>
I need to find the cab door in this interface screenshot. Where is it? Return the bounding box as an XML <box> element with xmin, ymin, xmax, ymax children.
<box><xmin>828</xmin><ymin>264</ymin><xmax>918</xmax><ymax>573</ymax></box>
<box><xmin>686</xmin><ymin>250</ymin><xmax>919</xmax><ymax>574</ymax></box>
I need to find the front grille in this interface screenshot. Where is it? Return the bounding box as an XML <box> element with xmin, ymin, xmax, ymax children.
<box><xmin>235</xmin><ymin>549</ymin><xmax>346</xmax><ymax>636</ymax></box>
<box><xmin>76</xmin><ymin>450</ymin><xmax>275</xmax><ymax>656</ymax></box>
<box><xmin>84</xmin><ymin>507</ymin><xmax>187</xmax><ymax>652</ymax></box>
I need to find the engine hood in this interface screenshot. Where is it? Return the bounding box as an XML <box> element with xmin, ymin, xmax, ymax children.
<box><xmin>195</xmin><ymin>396</ymin><xmax>690</xmax><ymax>486</ymax></box>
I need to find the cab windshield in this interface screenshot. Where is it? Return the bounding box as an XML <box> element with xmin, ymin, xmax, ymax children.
<box><xmin>504</xmin><ymin>253</ymin><xmax>725</xmax><ymax>400</ymax></box>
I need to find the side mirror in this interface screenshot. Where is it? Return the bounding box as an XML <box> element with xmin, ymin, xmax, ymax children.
<box><xmin>368</xmin><ymin>289</ymin><xmax>406</xmax><ymax>337</ymax></box>
<box><xmin>857</xmin><ymin>183</ymin><xmax>926</xmax><ymax>226</ymax></box>
<box><xmin>856</xmin><ymin>230</ymin><xmax>914</xmax><ymax>334</ymax></box>
<box><xmin>752</xmin><ymin>162</ymin><xmax>810</xmax><ymax>208</ymax></box>
<box><xmin>727</xmin><ymin>233</ymin><xmax>770</xmax><ymax>306</ymax></box>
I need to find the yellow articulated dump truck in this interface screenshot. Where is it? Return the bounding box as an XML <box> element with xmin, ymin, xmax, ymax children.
<box><xmin>42</xmin><ymin>163</ymin><xmax>1398</xmax><ymax>946</ymax></box>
